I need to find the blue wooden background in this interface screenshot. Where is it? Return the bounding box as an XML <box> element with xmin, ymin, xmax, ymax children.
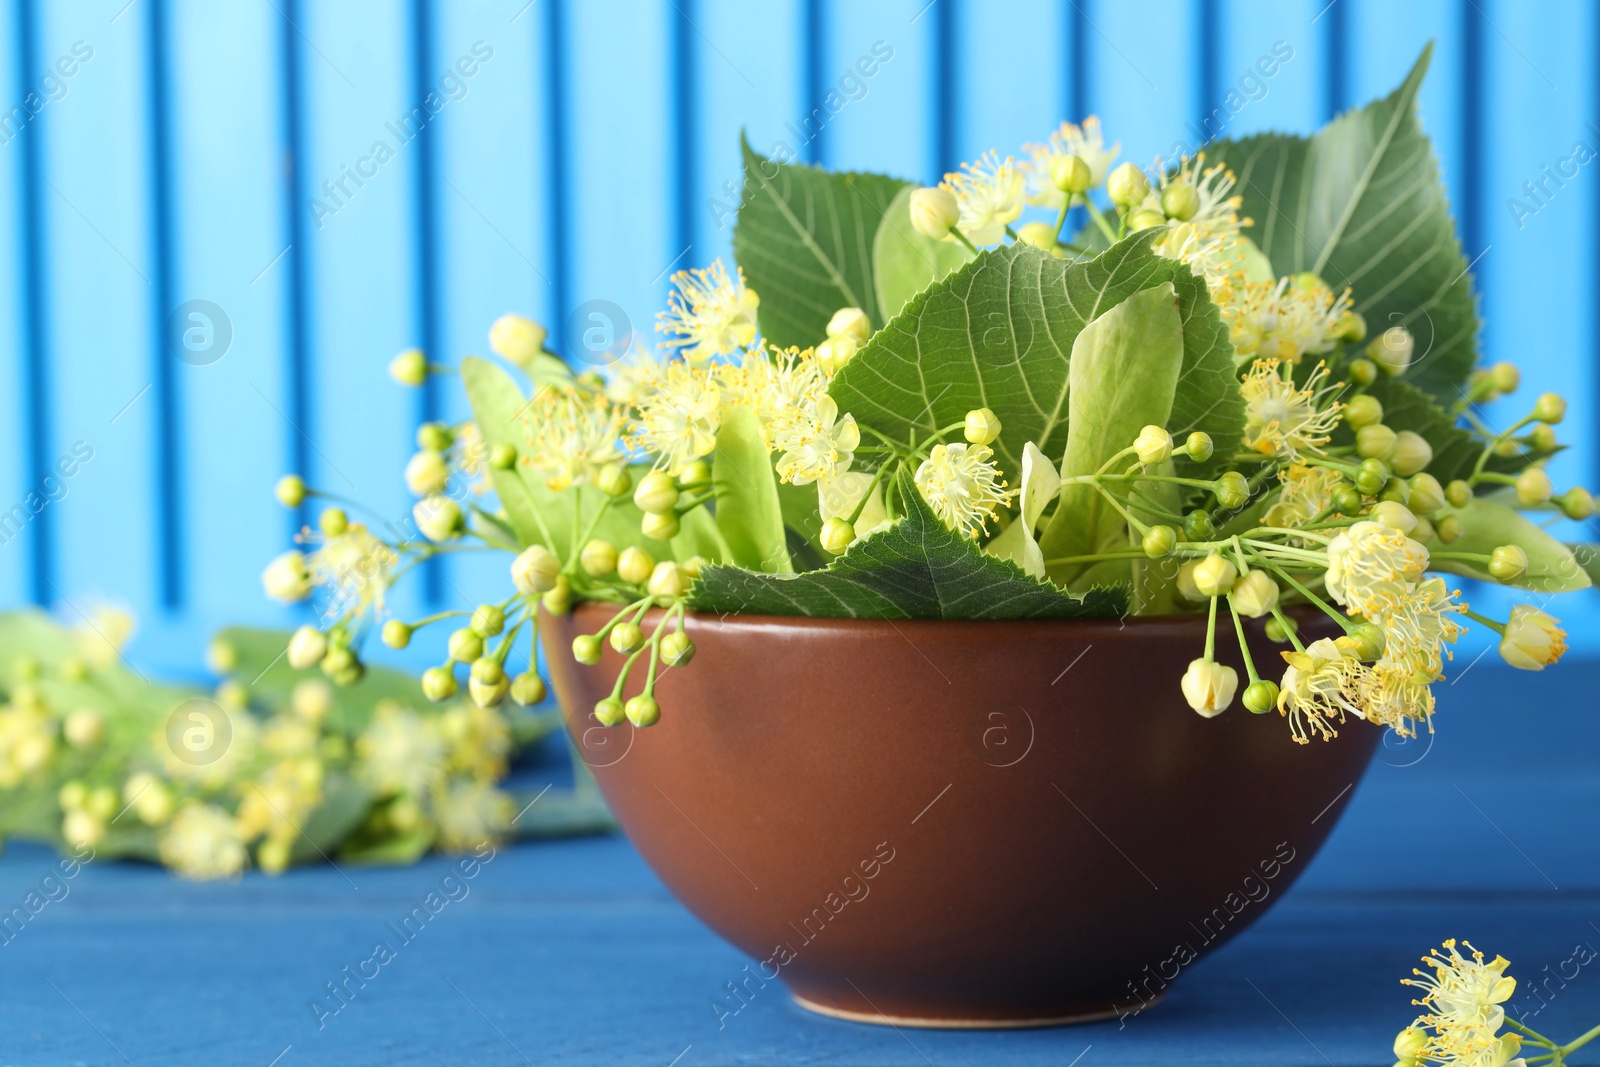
<box><xmin>2</xmin><ymin>0</ymin><xmax>1597</xmax><ymax>673</ymax></box>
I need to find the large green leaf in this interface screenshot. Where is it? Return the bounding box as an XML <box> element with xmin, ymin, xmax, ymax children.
<box><xmin>1206</xmin><ymin>44</ymin><xmax>1478</xmax><ymax>401</ymax></box>
<box><xmin>711</xmin><ymin>406</ymin><xmax>792</xmax><ymax>573</ymax></box>
<box><xmin>872</xmin><ymin>185</ymin><xmax>975</xmax><ymax>322</ymax></box>
<box><xmin>687</xmin><ymin>472</ymin><xmax>1126</xmax><ymax>620</ymax></box>
<box><xmin>830</xmin><ymin>237</ymin><xmax>1244</xmax><ymax>484</ymax></box>
<box><xmin>732</xmin><ymin>136</ymin><xmax>908</xmax><ymax>346</ymax></box>
<box><xmin>1429</xmin><ymin>497</ymin><xmax>1590</xmax><ymax>593</ymax></box>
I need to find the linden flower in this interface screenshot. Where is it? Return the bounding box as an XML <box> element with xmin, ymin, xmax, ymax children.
<box><xmin>520</xmin><ymin>386</ymin><xmax>625</xmax><ymax>490</ymax></box>
<box><xmin>441</xmin><ymin>703</ymin><xmax>514</xmax><ymax>782</ymax></box>
<box><xmin>1402</xmin><ymin>940</ymin><xmax>1519</xmax><ymax>1066</ymax></box>
<box><xmin>1381</xmin><ymin>576</ymin><xmax>1466</xmax><ymax>680</ymax></box>
<box><xmin>1149</xmin><ymin>154</ymin><xmax>1249</xmax><ymax>280</ymax></box>
<box><xmin>1220</xmin><ymin>276</ymin><xmax>1354</xmax><ymax>363</ymax></box>
<box><xmin>774</xmin><ymin>396</ymin><xmax>860</xmax><ymax>485</ymax></box>
<box><xmin>308</xmin><ymin>523</ymin><xmax>399</xmax><ymax>618</ymax></box>
<box><xmin>1241</xmin><ymin>360</ymin><xmax>1344</xmax><ymax>459</ymax></box>
<box><xmin>355</xmin><ymin>703</ymin><xmax>448</xmax><ymax>798</ymax></box>
<box><xmin>1264</xmin><ymin>463</ymin><xmax>1344</xmax><ymax>534</ymax></box>
<box><xmin>0</xmin><ymin>701</ymin><xmax>57</xmax><ymax>789</ymax></box>
<box><xmin>719</xmin><ymin>344</ymin><xmax>830</xmax><ymax>447</ymax></box>
<box><xmin>656</xmin><ymin>260</ymin><xmax>759</xmax><ymax>362</ymax></box>
<box><xmin>451</xmin><ymin>422</ymin><xmax>492</xmax><ymax>496</ymax></box>
<box><xmin>433</xmin><ymin>780</ymin><xmax>515</xmax><ymax>852</ymax></box>
<box><xmin>1022</xmin><ymin>116</ymin><xmax>1120</xmax><ymax>208</ymax></box>
<box><xmin>236</xmin><ymin>759</ymin><xmax>324</xmax><ymax>841</ymax></box>
<box><xmin>941</xmin><ymin>151</ymin><xmax>1025</xmax><ymax>246</ymax></box>
<box><xmin>1325</xmin><ymin>521</ymin><xmax>1429</xmax><ymax>621</ymax></box>
<box><xmin>1357</xmin><ymin>660</ymin><xmax>1437</xmax><ymax>739</ymax></box>
<box><xmin>626</xmin><ymin>359</ymin><xmax>722</xmax><ymax>476</ymax></box>
<box><xmin>1277</xmin><ymin>637</ymin><xmax>1366</xmax><ymax>744</ymax></box>
<box><xmin>1499</xmin><ymin>605</ymin><xmax>1566</xmax><ymax>671</ymax></box>
<box><xmin>915</xmin><ymin>442</ymin><xmax>1016</xmax><ymax>539</ymax></box>
<box><xmin>159</xmin><ymin>803</ymin><xmax>249</xmax><ymax>881</ymax></box>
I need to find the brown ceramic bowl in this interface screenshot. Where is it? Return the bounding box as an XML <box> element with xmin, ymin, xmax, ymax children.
<box><xmin>542</xmin><ymin>604</ymin><xmax>1376</xmax><ymax>1029</ymax></box>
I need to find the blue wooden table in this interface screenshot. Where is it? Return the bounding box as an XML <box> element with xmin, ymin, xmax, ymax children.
<box><xmin>3</xmin><ymin>660</ymin><xmax>1597</xmax><ymax>1066</ymax></box>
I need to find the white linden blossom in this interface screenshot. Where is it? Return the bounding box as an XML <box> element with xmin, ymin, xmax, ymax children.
<box><xmin>308</xmin><ymin>523</ymin><xmax>399</xmax><ymax>619</ymax></box>
<box><xmin>626</xmin><ymin>360</ymin><xmax>723</xmax><ymax>476</ymax></box>
<box><xmin>914</xmin><ymin>442</ymin><xmax>1016</xmax><ymax>539</ymax></box>
<box><xmin>1264</xmin><ymin>463</ymin><xmax>1343</xmax><ymax>534</ymax></box>
<box><xmin>1402</xmin><ymin>941</ymin><xmax>1520</xmax><ymax>1067</ymax></box>
<box><xmin>355</xmin><ymin>703</ymin><xmax>448</xmax><ymax>798</ymax></box>
<box><xmin>433</xmin><ymin>780</ymin><xmax>515</xmax><ymax>852</ymax></box>
<box><xmin>719</xmin><ymin>344</ymin><xmax>831</xmax><ymax>448</ymax></box>
<box><xmin>158</xmin><ymin>803</ymin><xmax>249</xmax><ymax>881</ymax></box>
<box><xmin>1276</xmin><ymin>637</ymin><xmax>1366</xmax><ymax>744</ymax></box>
<box><xmin>1325</xmin><ymin>521</ymin><xmax>1429</xmax><ymax>621</ymax></box>
<box><xmin>773</xmin><ymin>395</ymin><xmax>860</xmax><ymax>485</ymax></box>
<box><xmin>656</xmin><ymin>260</ymin><xmax>760</xmax><ymax>362</ymax></box>
<box><xmin>1241</xmin><ymin>359</ymin><xmax>1344</xmax><ymax>459</ymax></box>
<box><xmin>1217</xmin><ymin>275</ymin><xmax>1355</xmax><ymax>364</ymax></box>
<box><xmin>941</xmin><ymin>151</ymin><xmax>1025</xmax><ymax>246</ymax></box>
<box><xmin>1149</xmin><ymin>154</ymin><xmax>1249</xmax><ymax>279</ymax></box>
<box><xmin>1022</xmin><ymin>117</ymin><xmax>1119</xmax><ymax>207</ymax></box>
<box><xmin>519</xmin><ymin>386</ymin><xmax>625</xmax><ymax>491</ymax></box>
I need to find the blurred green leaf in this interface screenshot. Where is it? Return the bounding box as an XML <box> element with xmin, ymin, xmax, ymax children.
<box><xmin>712</xmin><ymin>406</ymin><xmax>792</xmax><ymax>573</ymax></box>
<box><xmin>872</xmin><ymin>185</ymin><xmax>974</xmax><ymax>322</ymax></box>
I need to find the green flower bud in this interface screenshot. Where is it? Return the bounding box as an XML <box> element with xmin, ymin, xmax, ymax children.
<box><xmin>275</xmin><ymin>474</ymin><xmax>306</xmax><ymax>508</ymax></box>
<box><xmin>541</xmin><ymin>575</ymin><xmax>573</xmax><ymax>616</ymax></box>
<box><xmin>647</xmin><ymin>561</ymin><xmax>689</xmax><ymax>598</ymax></box>
<box><xmin>1264</xmin><ymin>615</ymin><xmax>1298</xmax><ymax>643</ymax></box>
<box><xmin>445</xmin><ymin>628</ymin><xmax>481</xmax><ymax>663</ymax></box>
<box><xmin>610</xmin><ymin>622</ymin><xmax>644</xmax><ymax>655</ymax></box>
<box><xmin>1049</xmin><ymin>154</ymin><xmax>1091</xmax><ymax>195</ymax></box>
<box><xmin>1355</xmin><ymin>458</ymin><xmax>1391</xmax><ymax>497</ymax></box>
<box><xmin>1192</xmin><ymin>554</ymin><xmax>1238</xmax><ymax>596</ymax></box>
<box><xmin>1134</xmin><ymin>424</ymin><xmax>1173</xmax><ymax>465</ymax></box>
<box><xmin>1559</xmin><ymin>486</ymin><xmax>1595</xmax><ymax>520</ymax></box>
<box><xmin>821</xmin><ymin>517</ymin><xmax>856</xmax><ymax>555</ymax></box>
<box><xmin>1367</xmin><ymin>326</ymin><xmax>1413</xmax><ymax>376</ymax></box>
<box><xmin>678</xmin><ymin>459</ymin><xmax>713</xmax><ymax>487</ymax></box>
<box><xmin>510</xmin><ymin>672</ymin><xmax>548</xmax><ymax>706</ymax></box>
<box><xmin>64</xmin><ymin>708</ymin><xmax>104</xmax><ymax>748</ymax></box>
<box><xmin>286</xmin><ymin>624</ymin><xmax>328</xmax><ymax>670</ymax></box>
<box><xmin>413</xmin><ymin>495</ymin><xmax>464</xmax><ymax>542</ymax></box>
<box><xmin>469</xmin><ymin>674</ymin><xmax>509</xmax><ymax>709</ymax></box>
<box><xmin>469</xmin><ymin>604</ymin><xmax>504</xmax><ymax>637</ymax></box>
<box><xmin>1444</xmin><ymin>479</ymin><xmax>1472</xmax><ymax>508</ymax></box>
<box><xmin>511</xmin><ymin>544</ymin><xmax>561</xmax><ymax>595</ymax></box>
<box><xmin>488</xmin><ymin>313</ymin><xmax>547</xmax><ymax>367</ymax></box>
<box><xmin>59</xmin><ymin>780</ymin><xmax>88</xmax><ymax>811</ymax></box>
<box><xmin>470</xmin><ymin>657</ymin><xmax>506</xmax><ymax>686</ymax></box>
<box><xmin>827</xmin><ymin>306</ymin><xmax>871</xmax><ymax>343</ymax></box>
<box><xmin>1214</xmin><ymin>471</ymin><xmax>1250</xmax><ymax>510</ymax></box>
<box><xmin>634</xmin><ymin>470</ymin><xmax>680</xmax><ymax>514</ymax></box>
<box><xmin>389</xmin><ymin>348</ymin><xmax>428</xmax><ymax>386</ymax></box>
<box><xmin>1489</xmin><ymin>361</ymin><xmax>1520</xmax><ymax>395</ymax></box>
<box><xmin>1411</xmin><ymin>515</ymin><xmax>1436</xmax><ymax>543</ymax></box>
<box><xmin>596</xmin><ymin>464</ymin><xmax>632</xmax><ymax>498</ymax></box>
<box><xmin>624</xmin><ymin>694</ymin><xmax>660</xmax><ymax>728</ymax></box>
<box><xmin>1350</xmin><ymin>623</ymin><xmax>1386</xmax><ymax>661</ymax></box>
<box><xmin>617</xmin><ymin>547</ymin><xmax>655</xmax><ymax>585</ymax></box>
<box><xmin>1533</xmin><ymin>392</ymin><xmax>1567</xmax><ymax>424</ymax></box>
<box><xmin>593</xmin><ymin>697</ymin><xmax>626</xmax><ymax>726</ymax></box>
<box><xmin>1106</xmin><ymin>162</ymin><xmax>1151</xmax><ymax>208</ymax></box>
<box><xmin>1333</xmin><ymin>309</ymin><xmax>1367</xmax><ymax>344</ymax></box>
<box><xmin>1528</xmin><ymin>423</ymin><xmax>1557</xmax><ymax>452</ymax></box>
<box><xmin>1242</xmin><ymin>679</ymin><xmax>1279</xmax><ymax>715</ymax></box>
<box><xmin>1371</xmin><ymin>500</ymin><xmax>1418</xmax><ymax>534</ymax></box>
<box><xmin>1160</xmin><ymin>182</ymin><xmax>1200</xmax><ymax>221</ymax></box>
<box><xmin>1184</xmin><ymin>431</ymin><xmax>1214</xmax><ymax>463</ymax></box>
<box><xmin>319</xmin><ymin>507</ymin><xmax>349</xmax><ymax>537</ymax></box>
<box><xmin>1126</xmin><ymin>208</ymin><xmax>1167</xmax><ymax>232</ymax></box>
<box><xmin>422</xmin><ymin>666</ymin><xmax>459</xmax><ymax>702</ymax></box>
<box><xmin>1016</xmin><ymin>221</ymin><xmax>1057</xmax><ymax>251</ymax></box>
<box><xmin>489</xmin><ymin>443</ymin><xmax>518</xmax><ymax>470</ymax></box>
<box><xmin>1374</xmin><ymin>431</ymin><xmax>1417</xmax><ymax>474</ymax></box>
<box><xmin>1343</xmin><ymin>394</ymin><xmax>1383</xmax><ymax>430</ymax></box>
<box><xmin>1435</xmin><ymin>513</ymin><xmax>1463</xmax><ymax>544</ymax></box>
<box><xmin>1142</xmin><ymin>524</ymin><xmax>1177</xmax><ymax>558</ymax></box>
<box><xmin>380</xmin><ymin>619</ymin><xmax>412</xmax><ymax>649</ymax></box>
<box><xmin>572</xmin><ymin>635</ymin><xmax>603</xmax><ymax>665</ymax></box>
<box><xmin>1347</xmin><ymin>358</ymin><xmax>1378</xmax><ymax>386</ymax></box>
<box><xmin>1355</xmin><ymin>423</ymin><xmax>1397</xmax><ymax>461</ymax></box>
<box><xmin>417</xmin><ymin>421</ymin><xmax>454</xmax><ymax>452</ymax></box>
<box><xmin>816</xmin><ymin>336</ymin><xmax>858</xmax><ymax>375</ymax></box>
<box><xmin>909</xmin><ymin>187</ymin><xmax>960</xmax><ymax>240</ymax></box>
<box><xmin>581</xmin><ymin>539</ymin><xmax>618</xmax><ymax>577</ymax></box>
<box><xmin>680</xmin><ymin>556</ymin><xmax>707</xmax><ymax>579</ymax></box>
<box><xmin>1515</xmin><ymin>467</ymin><xmax>1552</xmax><ymax>506</ymax></box>
<box><xmin>1408</xmin><ymin>473</ymin><xmax>1446</xmax><ymax>515</ymax></box>
<box><xmin>319</xmin><ymin>645</ymin><xmax>358</xmax><ymax>683</ymax></box>
<box><xmin>1182</xmin><ymin>510</ymin><xmax>1215</xmax><ymax>542</ymax></box>
<box><xmin>1332</xmin><ymin>485</ymin><xmax>1365</xmax><ymax>516</ymax></box>
<box><xmin>640</xmin><ymin>511</ymin><xmax>681</xmax><ymax>541</ymax></box>
<box><xmin>404</xmin><ymin>450</ymin><xmax>450</xmax><ymax>497</ymax></box>
<box><xmin>1230</xmin><ymin>570</ymin><xmax>1279</xmax><ymax>618</ymax></box>
<box><xmin>964</xmin><ymin>407</ymin><xmax>1002</xmax><ymax>446</ymax></box>
<box><xmin>661</xmin><ymin>631</ymin><xmax>696</xmax><ymax>667</ymax></box>
<box><xmin>1488</xmin><ymin>544</ymin><xmax>1529</xmax><ymax>582</ymax></box>
<box><xmin>1378</xmin><ymin>477</ymin><xmax>1411</xmax><ymax>506</ymax></box>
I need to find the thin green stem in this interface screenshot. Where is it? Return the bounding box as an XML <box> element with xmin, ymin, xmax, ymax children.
<box><xmin>1049</xmin><ymin>197</ymin><xmax>1072</xmax><ymax>243</ymax></box>
<box><xmin>951</xmin><ymin>228</ymin><xmax>981</xmax><ymax>255</ymax></box>
<box><xmin>1082</xmin><ymin>197</ymin><xmax>1117</xmax><ymax>244</ymax></box>
<box><xmin>1462</xmin><ymin>607</ymin><xmax>1506</xmax><ymax>634</ymax></box>
<box><xmin>1228</xmin><ymin>596</ymin><xmax>1260</xmax><ymax>684</ymax></box>
<box><xmin>1267</xmin><ymin>603</ymin><xmax>1307</xmax><ymax>652</ymax></box>
<box><xmin>1204</xmin><ymin>595</ymin><xmax>1219</xmax><ymax>660</ymax></box>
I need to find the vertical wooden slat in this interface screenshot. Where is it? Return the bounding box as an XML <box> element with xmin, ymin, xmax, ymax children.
<box><xmin>146</xmin><ymin>0</ymin><xmax>181</xmax><ymax>611</ymax></box>
<box><xmin>822</xmin><ymin>0</ymin><xmax>936</xmax><ymax>183</ymax></box>
<box><xmin>1086</xmin><ymin>0</ymin><xmax>1198</xmax><ymax>172</ymax></box>
<box><xmin>951</xmin><ymin>0</ymin><xmax>1064</xmax><ymax>168</ymax></box>
<box><xmin>1209</xmin><ymin>1</ymin><xmax>1326</xmax><ymax>146</ymax></box>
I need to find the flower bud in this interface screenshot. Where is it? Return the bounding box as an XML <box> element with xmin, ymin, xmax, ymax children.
<box><xmin>1134</xmin><ymin>424</ymin><xmax>1173</xmax><ymax>465</ymax></box>
<box><xmin>1354</xmin><ymin>457</ymin><xmax>1391</xmax><ymax>497</ymax></box>
<box><xmin>1176</xmin><ymin>561</ymin><xmax>1204</xmax><ymax>601</ymax></box>
<box><xmin>1106</xmin><ymin>162</ymin><xmax>1151</xmax><ymax>208</ymax></box>
<box><xmin>661</xmin><ymin>631</ymin><xmax>695</xmax><ymax>667</ymax></box>
<box><xmin>827</xmin><ymin>306</ymin><xmax>871</xmax><ymax>343</ymax></box>
<box><xmin>596</xmin><ymin>464</ymin><xmax>632</xmax><ymax>498</ymax></box>
<box><xmin>275</xmin><ymin>474</ymin><xmax>306</xmax><ymax>508</ymax></box>
<box><xmin>471</xmin><ymin>604</ymin><xmax>505</xmax><ymax>637</ymax></box>
<box><xmin>679</xmin><ymin>460</ymin><xmax>712</xmax><ymax>487</ymax></box>
<box><xmin>1327</xmin><ymin>486</ymin><xmax>1360</xmax><ymax>518</ymax></box>
<box><xmin>511</xmin><ymin>544</ymin><xmax>561</xmax><ymax>595</ymax></box>
<box><xmin>1394</xmin><ymin>1026</ymin><xmax>1428</xmax><ymax>1065</ymax></box>
<box><xmin>510</xmin><ymin>672</ymin><xmax>547</xmax><ymax>706</ymax></box>
<box><xmin>1499</xmin><ymin>605</ymin><xmax>1566</xmax><ymax>670</ymax></box>
<box><xmin>447</xmin><ymin>627</ymin><xmax>484</xmax><ymax>663</ymax></box>
<box><xmin>128</xmin><ymin>775</ymin><xmax>174</xmax><ymax>826</ymax></box>
<box><xmin>63</xmin><ymin>708</ymin><xmax>103</xmax><ymax>748</ymax></box>
<box><xmin>287</xmin><ymin>624</ymin><xmax>328</xmax><ymax>669</ymax></box>
<box><xmin>293</xmin><ymin>679</ymin><xmax>332</xmax><ymax>723</ymax></box>
<box><xmin>470</xmin><ymin>657</ymin><xmax>506</xmax><ymax>686</ymax></box>
<box><xmin>1411</xmin><ymin>515</ymin><xmax>1436</xmax><ymax>543</ymax></box>
<box><xmin>1264</xmin><ymin>615</ymin><xmax>1298</xmax><ymax>643</ymax></box>
<box><xmin>647</xmin><ymin>561</ymin><xmax>688</xmax><ymax>597</ymax></box>
<box><xmin>1528</xmin><ymin>423</ymin><xmax>1556</xmax><ymax>452</ymax></box>
<box><xmin>1158</xmin><ymin>182</ymin><xmax>1200</xmax><ymax>221</ymax></box>
<box><xmin>262</xmin><ymin>551</ymin><xmax>313</xmax><ymax>603</ymax></box>
<box><xmin>1230</xmin><ymin>570</ymin><xmax>1279</xmax><ymax>618</ymax></box>
<box><xmin>1214</xmin><ymin>471</ymin><xmax>1250</xmax><ymax>510</ymax></box>
<box><xmin>490</xmin><ymin>443</ymin><xmax>518</xmax><ymax>470</ymax></box>
<box><xmin>609</xmin><ymin>622</ymin><xmax>644</xmax><ymax>655</ymax></box>
<box><xmin>1489</xmin><ymin>361</ymin><xmax>1520</xmax><ymax>394</ymax></box>
<box><xmin>1334</xmin><ymin>309</ymin><xmax>1367</xmax><ymax>344</ymax></box>
<box><xmin>1441</xmin><ymin>481</ymin><xmax>1472</xmax><ymax>510</ymax></box>
<box><xmin>1183</xmin><ymin>510</ymin><xmax>1215</xmax><ymax>542</ymax></box>
<box><xmin>321</xmin><ymin>645</ymin><xmax>361</xmax><ymax>686</ymax></box>
<box><xmin>1408</xmin><ymin>473</ymin><xmax>1446</xmax><ymax>515</ymax></box>
<box><xmin>1559</xmin><ymin>486</ymin><xmax>1595</xmax><ymax>520</ymax></box>
<box><xmin>821</xmin><ymin>517</ymin><xmax>856</xmax><ymax>555</ymax></box>
<box><xmin>1342</xmin><ymin>395</ymin><xmax>1382</xmax><ymax>430</ymax></box>
<box><xmin>542</xmin><ymin>574</ymin><xmax>573</xmax><ymax>616</ymax></box>
<box><xmin>572</xmin><ymin>635</ymin><xmax>603</xmax><ymax>665</ymax></box>
<box><xmin>469</xmin><ymin>674</ymin><xmax>509</xmax><ymax>709</ymax></box>
<box><xmin>1487</xmin><ymin>544</ymin><xmax>1528</xmax><ymax>582</ymax></box>
<box><xmin>1017</xmin><ymin>222</ymin><xmax>1056</xmax><ymax>251</ymax></box>
<box><xmin>1242</xmin><ymin>679</ymin><xmax>1279</xmax><ymax>715</ymax></box>
<box><xmin>1355</xmin><ymin>423</ymin><xmax>1397</xmax><ymax>461</ymax></box>
<box><xmin>581</xmin><ymin>539</ymin><xmax>619</xmax><ymax>577</ymax></box>
<box><xmin>1370</xmin><ymin>500</ymin><xmax>1418</xmax><ymax>534</ymax></box>
<box><xmin>679</xmin><ymin>556</ymin><xmax>707</xmax><ymax>579</ymax></box>
<box><xmin>909</xmin><ymin>187</ymin><xmax>960</xmax><ymax>240</ymax></box>
<box><xmin>1378</xmin><ymin>476</ymin><xmax>1411</xmax><ymax>506</ymax></box>
<box><xmin>421</xmin><ymin>666</ymin><xmax>458</xmax><ymax>702</ymax></box>
<box><xmin>1533</xmin><ymin>392</ymin><xmax>1566</xmax><ymax>424</ymax></box>
<box><xmin>1184</xmin><ymin>431</ymin><xmax>1214</xmax><ymax>463</ymax></box>
<box><xmin>1385</xmin><ymin>431</ymin><xmax>1432</xmax><ymax>478</ymax></box>
<box><xmin>816</xmin><ymin>336</ymin><xmax>858</xmax><ymax>375</ymax></box>
<box><xmin>1348</xmin><ymin>357</ymin><xmax>1377</xmax><ymax>386</ymax></box>
<box><xmin>1126</xmin><ymin>208</ymin><xmax>1167</xmax><ymax>231</ymax></box>
<box><xmin>63</xmin><ymin>810</ymin><xmax>104</xmax><ymax>849</ymax></box>
<box><xmin>1367</xmin><ymin>326</ymin><xmax>1413</xmax><ymax>376</ymax></box>
<box><xmin>318</xmin><ymin>507</ymin><xmax>348</xmax><ymax>538</ymax></box>
<box><xmin>417</xmin><ymin>422</ymin><xmax>454</xmax><ymax>452</ymax></box>
<box><xmin>641</xmin><ymin>511</ymin><xmax>681</xmax><ymax>541</ymax></box>
<box><xmin>964</xmin><ymin>407</ymin><xmax>1002</xmax><ymax>446</ymax></box>
<box><xmin>488</xmin><ymin>313</ymin><xmax>547</xmax><ymax>367</ymax></box>
<box><xmin>1049</xmin><ymin>154</ymin><xmax>1092</xmax><ymax>194</ymax></box>
<box><xmin>414</xmin><ymin>495</ymin><xmax>464</xmax><ymax>542</ymax></box>
<box><xmin>634</xmin><ymin>470</ymin><xmax>680</xmax><ymax>515</ymax></box>
<box><xmin>617</xmin><ymin>547</ymin><xmax>655</xmax><ymax>585</ymax></box>
<box><xmin>1192</xmin><ymin>554</ymin><xmax>1238</xmax><ymax>596</ymax></box>
<box><xmin>593</xmin><ymin>697</ymin><xmax>626</xmax><ymax>726</ymax></box>
<box><xmin>1435</xmin><ymin>513</ymin><xmax>1463</xmax><ymax>544</ymax></box>
<box><xmin>1142</xmin><ymin>524</ymin><xmax>1177</xmax><ymax>558</ymax></box>
<box><xmin>625</xmin><ymin>694</ymin><xmax>661</xmax><ymax>727</ymax></box>
<box><xmin>404</xmin><ymin>450</ymin><xmax>450</xmax><ymax>497</ymax></box>
<box><xmin>389</xmin><ymin>348</ymin><xmax>428</xmax><ymax>386</ymax></box>
<box><xmin>1515</xmin><ymin>467</ymin><xmax>1552</xmax><ymax>506</ymax></box>
<box><xmin>1180</xmin><ymin>658</ymin><xmax>1238</xmax><ymax>717</ymax></box>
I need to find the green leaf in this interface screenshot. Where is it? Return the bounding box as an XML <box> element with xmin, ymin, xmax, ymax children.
<box><xmin>687</xmin><ymin>472</ymin><xmax>1127</xmax><ymax>620</ymax></box>
<box><xmin>711</xmin><ymin>406</ymin><xmax>792</xmax><ymax>573</ymax></box>
<box><xmin>1429</xmin><ymin>497</ymin><xmax>1591</xmax><ymax>593</ymax></box>
<box><xmin>872</xmin><ymin>185</ymin><xmax>975</xmax><ymax>322</ymax></box>
<box><xmin>461</xmin><ymin>355</ymin><xmax>572</xmax><ymax>551</ymax></box>
<box><xmin>733</xmin><ymin>136</ymin><xmax>909</xmax><ymax>346</ymax></box>
<box><xmin>291</xmin><ymin>771</ymin><xmax>374</xmax><ymax>863</ymax></box>
<box><xmin>341</xmin><ymin>826</ymin><xmax>436</xmax><ymax>866</ymax></box>
<box><xmin>1042</xmin><ymin>283</ymin><xmax>1185</xmax><ymax>589</ymax></box>
<box><xmin>1357</xmin><ymin>376</ymin><xmax>1555</xmax><ymax>484</ymax></box>
<box><xmin>670</xmin><ymin>504</ymin><xmax>727</xmax><ymax>564</ymax></box>
<box><xmin>1570</xmin><ymin>543</ymin><xmax>1600</xmax><ymax>586</ymax></box>
<box><xmin>1206</xmin><ymin>44</ymin><xmax>1479</xmax><ymax>401</ymax></box>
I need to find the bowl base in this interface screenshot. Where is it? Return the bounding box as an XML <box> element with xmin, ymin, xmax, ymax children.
<box><xmin>790</xmin><ymin>991</ymin><xmax>1161</xmax><ymax>1030</ymax></box>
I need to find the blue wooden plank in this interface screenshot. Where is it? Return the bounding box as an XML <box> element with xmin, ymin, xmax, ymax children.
<box><xmin>0</xmin><ymin>3</ymin><xmax>29</xmax><ymax>606</ymax></box>
<box><xmin>1087</xmin><ymin>0</ymin><xmax>1199</xmax><ymax>175</ymax></box>
<box><xmin>1209</xmin><ymin>1</ymin><xmax>1323</xmax><ymax>145</ymax></box>
<box><xmin>36</xmin><ymin>1</ymin><xmax>158</xmax><ymax>620</ymax></box>
<box><xmin>951</xmin><ymin>0</ymin><xmax>1064</xmax><ymax>172</ymax></box>
<box><xmin>820</xmin><ymin>0</ymin><xmax>934</xmax><ymax>183</ymax></box>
